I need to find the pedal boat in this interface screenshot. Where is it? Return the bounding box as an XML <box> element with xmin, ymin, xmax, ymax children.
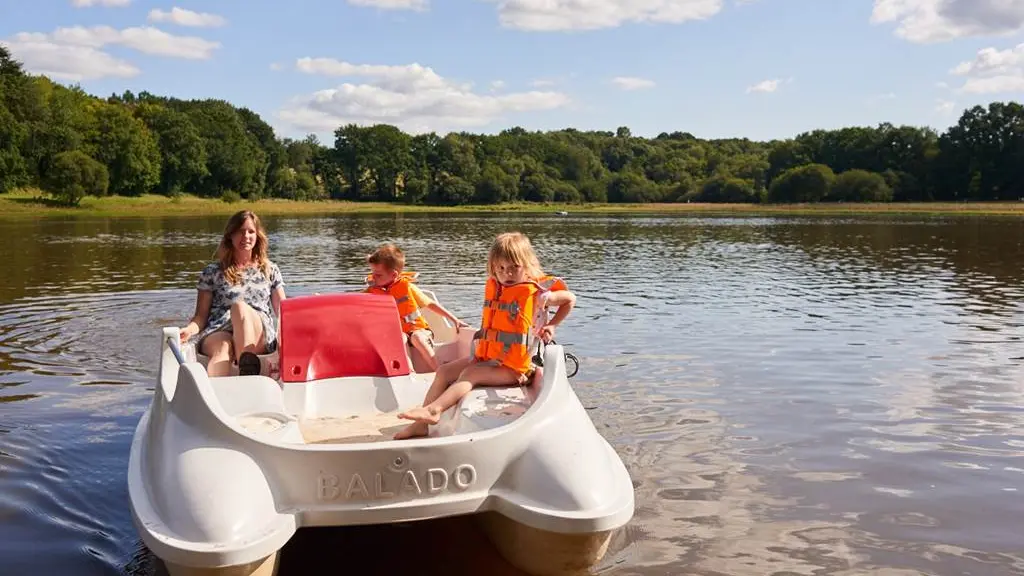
<box><xmin>127</xmin><ymin>292</ymin><xmax>635</xmax><ymax>576</ymax></box>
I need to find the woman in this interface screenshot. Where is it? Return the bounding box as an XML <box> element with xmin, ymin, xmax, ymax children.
<box><xmin>179</xmin><ymin>210</ymin><xmax>286</xmax><ymax>377</ymax></box>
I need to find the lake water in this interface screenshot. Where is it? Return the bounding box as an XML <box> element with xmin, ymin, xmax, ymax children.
<box><xmin>1</xmin><ymin>212</ymin><xmax>1023</xmax><ymax>576</ymax></box>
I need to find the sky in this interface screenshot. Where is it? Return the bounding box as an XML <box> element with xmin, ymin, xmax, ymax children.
<box><xmin>1</xmin><ymin>0</ymin><xmax>1023</xmax><ymax>143</ymax></box>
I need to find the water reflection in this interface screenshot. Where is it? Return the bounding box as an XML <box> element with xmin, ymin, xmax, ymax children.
<box><xmin>1</xmin><ymin>214</ymin><xmax>1024</xmax><ymax>574</ymax></box>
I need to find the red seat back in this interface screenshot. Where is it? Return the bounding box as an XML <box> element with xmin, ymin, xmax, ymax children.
<box><xmin>278</xmin><ymin>293</ymin><xmax>410</xmax><ymax>382</ymax></box>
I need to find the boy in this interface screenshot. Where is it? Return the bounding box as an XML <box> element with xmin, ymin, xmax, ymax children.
<box><xmin>365</xmin><ymin>243</ymin><xmax>468</xmax><ymax>372</ymax></box>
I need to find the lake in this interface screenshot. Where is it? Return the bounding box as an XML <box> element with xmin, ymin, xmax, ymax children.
<box><xmin>1</xmin><ymin>212</ymin><xmax>1023</xmax><ymax>575</ymax></box>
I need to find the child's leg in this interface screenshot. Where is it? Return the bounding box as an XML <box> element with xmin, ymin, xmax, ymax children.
<box><xmin>409</xmin><ymin>329</ymin><xmax>437</xmax><ymax>371</ymax></box>
<box><xmin>397</xmin><ymin>363</ymin><xmax>521</xmax><ymax>428</ymax></box>
<box><xmin>393</xmin><ymin>356</ymin><xmax>472</xmax><ymax>440</ymax></box>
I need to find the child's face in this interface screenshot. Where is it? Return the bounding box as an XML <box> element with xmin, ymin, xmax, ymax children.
<box><xmin>493</xmin><ymin>259</ymin><xmax>527</xmax><ymax>286</ymax></box>
<box><xmin>369</xmin><ymin>263</ymin><xmax>399</xmax><ymax>287</ymax></box>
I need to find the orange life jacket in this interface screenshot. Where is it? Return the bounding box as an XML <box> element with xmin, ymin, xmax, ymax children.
<box><xmin>364</xmin><ymin>271</ymin><xmax>429</xmax><ymax>334</ymax></box>
<box><xmin>536</xmin><ymin>274</ymin><xmax>566</xmax><ymax>292</ymax></box>
<box><xmin>473</xmin><ymin>278</ymin><xmax>541</xmax><ymax>374</ymax></box>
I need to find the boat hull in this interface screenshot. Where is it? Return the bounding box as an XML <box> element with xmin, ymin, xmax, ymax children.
<box><xmin>163</xmin><ymin>554</ymin><xmax>279</xmax><ymax>576</ymax></box>
<box><xmin>131</xmin><ymin>294</ymin><xmax>634</xmax><ymax>576</ymax></box>
<box><xmin>478</xmin><ymin>512</ymin><xmax>612</xmax><ymax>576</ymax></box>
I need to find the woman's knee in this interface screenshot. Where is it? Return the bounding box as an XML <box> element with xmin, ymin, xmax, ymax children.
<box><xmin>230</xmin><ymin>300</ymin><xmax>254</xmax><ymax>319</ymax></box>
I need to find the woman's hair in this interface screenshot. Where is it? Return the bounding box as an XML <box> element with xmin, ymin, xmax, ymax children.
<box><xmin>486</xmin><ymin>232</ymin><xmax>543</xmax><ymax>279</ymax></box>
<box><xmin>216</xmin><ymin>210</ymin><xmax>271</xmax><ymax>285</ymax></box>
<box><xmin>367</xmin><ymin>243</ymin><xmax>405</xmax><ymax>272</ymax></box>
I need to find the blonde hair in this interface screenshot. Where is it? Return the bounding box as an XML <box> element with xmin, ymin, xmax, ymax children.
<box><xmin>367</xmin><ymin>243</ymin><xmax>405</xmax><ymax>272</ymax></box>
<box><xmin>486</xmin><ymin>232</ymin><xmax>543</xmax><ymax>280</ymax></box>
<box><xmin>216</xmin><ymin>210</ymin><xmax>272</xmax><ymax>285</ymax></box>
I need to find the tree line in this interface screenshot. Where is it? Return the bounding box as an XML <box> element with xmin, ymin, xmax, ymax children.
<box><xmin>2</xmin><ymin>46</ymin><xmax>1023</xmax><ymax>206</ymax></box>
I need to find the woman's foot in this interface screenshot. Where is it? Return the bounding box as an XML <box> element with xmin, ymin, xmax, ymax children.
<box><xmin>238</xmin><ymin>351</ymin><xmax>262</xmax><ymax>376</ymax></box>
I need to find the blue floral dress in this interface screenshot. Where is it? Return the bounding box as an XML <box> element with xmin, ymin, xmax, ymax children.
<box><xmin>193</xmin><ymin>261</ymin><xmax>285</xmax><ymax>353</ymax></box>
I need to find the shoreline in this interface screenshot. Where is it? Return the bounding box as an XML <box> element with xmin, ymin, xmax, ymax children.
<box><xmin>4</xmin><ymin>190</ymin><xmax>1024</xmax><ymax>219</ymax></box>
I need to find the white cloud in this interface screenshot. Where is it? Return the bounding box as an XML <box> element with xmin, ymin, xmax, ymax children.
<box><xmin>949</xmin><ymin>43</ymin><xmax>1024</xmax><ymax>94</ymax></box>
<box><xmin>280</xmin><ymin>57</ymin><xmax>570</xmax><ymax>134</ymax></box>
<box><xmin>490</xmin><ymin>80</ymin><xmax>505</xmax><ymax>90</ymax></box>
<box><xmin>871</xmin><ymin>0</ymin><xmax>1024</xmax><ymax>43</ymax></box>
<box><xmin>951</xmin><ymin>44</ymin><xmax>1024</xmax><ymax>76</ymax></box>
<box><xmin>347</xmin><ymin>0</ymin><xmax>428</xmax><ymax>10</ymax></box>
<box><xmin>16</xmin><ymin>26</ymin><xmax>219</xmax><ymax>59</ymax></box>
<box><xmin>611</xmin><ymin>76</ymin><xmax>655</xmax><ymax>90</ymax></box>
<box><xmin>746</xmin><ymin>78</ymin><xmax>779</xmax><ymax>93</ymax></box>
<box><xmin>0</xmin><ymin>38</ymin><xmax>138</xmax><ymax>80</ymax></box>
<box><xmin>531</xmin><ymin>78</ymin><xmax>556</xmax><ymax>87</ymax></box>
<box><xmin>72</xmin><ymin>0</ymin><xmax>131</xmax><ymax>6</ymax></box>
<box><xmin>935</xmin><ymin>99</ymin><xmax>956</xmax><ymax>114</ymax></box>
<box><xmin>486</xmin><ymin>0</ymin><xmax>723</xmax><ymax>31</ymax></box>
<box><xmin>959</xmin><ymin>75</ymin><xmax>1024</xmax><ymax>94</ymax></box>
<box><xmin>148</xmin><ymin>7</ymin><xmax>227</xmax><ymax>28</ymax></box>
<box><xmin>270</xmin><ymin>62</ymin><xmax>284</xmax><ymax>71</ymax></box>
<box><xmin>2</xmin><ymin>25</ymin><xmax>220</xmax><ymax>81</ymax></box>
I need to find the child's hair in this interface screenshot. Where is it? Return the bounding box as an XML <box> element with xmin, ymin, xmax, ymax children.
<box><xmin>487</xmin><ymin>232</ymin><xmax>543</xmax><ymax>279</ymax></box>
<box><xmin>367</xmin><ymin>243</ymin><xmax>405</xmax><ymax>272</ymax></box>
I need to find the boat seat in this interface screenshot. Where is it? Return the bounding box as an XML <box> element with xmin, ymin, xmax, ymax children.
<box><xmin>277</xmin><ymin>293</ymin><xmax>411</xmax><ymax>382</ymax></box>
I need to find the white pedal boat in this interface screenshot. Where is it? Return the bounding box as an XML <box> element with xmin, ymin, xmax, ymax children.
<box><xmin>127</xmin><ymin>292</ymin><xmax>634</xmax><ymax>576</ymax></box>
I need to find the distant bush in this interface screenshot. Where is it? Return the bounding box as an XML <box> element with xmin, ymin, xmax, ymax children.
<box><xmin>694</xmin><ymin>175</ymin><xmax>758</xmax><ymax>203</ymax></box>
<box><xmin>767</xmin><ymin>163</ymin><xmax>835</xmax><ymax>203</ymax></box>
<box><xmin>43</xmin><ymin>151</ymin><xmax>109</xmax><ymax>206</ymax></box>
<box><xmin>829</xmin><ymin>169</ymin><xmax>893</xmax><ymax>202</ymax></box>
<box><xmin>220</xmin><ymin>190</ymin><xmax>241</xmax><ymax>203</ymax></box>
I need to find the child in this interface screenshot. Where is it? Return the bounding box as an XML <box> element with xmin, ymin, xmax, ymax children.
<box><xmin>364</xmin><ymin>243</ymin><xmax>468</xmax><ymax>371</ymax></box>
<box><xmin>394</xmin><ymin>232</ymin><xmax>576</xmax><ymax>439</ymax></box>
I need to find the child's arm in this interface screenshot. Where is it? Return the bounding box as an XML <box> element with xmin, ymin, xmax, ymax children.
<box><xmin>426</xmin><ymin>301</ymin><xmax>471</xmax><ymax>329</ymax></box>
<box><xmin>538</xmin><ymin>289</ymin><xmax>576</xmax><ymax>342</ymax></box>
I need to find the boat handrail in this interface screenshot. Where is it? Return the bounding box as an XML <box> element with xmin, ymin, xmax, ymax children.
<box><xmin>166</xmin><ymin>335</ymin><xmax>186</xmax><ymax>366</ymax></box>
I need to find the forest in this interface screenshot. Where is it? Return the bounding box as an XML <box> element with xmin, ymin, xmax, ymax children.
<box><xmin>2</xmin><ymin>46</ymin><xmax>1022</xmax><ymax>207</ymax></box>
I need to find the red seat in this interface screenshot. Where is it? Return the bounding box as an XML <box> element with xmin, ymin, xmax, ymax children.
<box><xmin>277</xmin><ymin>293</ymin><xmax>411</xmax><ymax>382</ymax></box>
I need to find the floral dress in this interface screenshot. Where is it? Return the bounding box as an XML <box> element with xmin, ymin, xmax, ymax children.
<box><xmin>193</xmin><ymin>260</ymin><xmax>285</xmax><ymax>353</ymax></box>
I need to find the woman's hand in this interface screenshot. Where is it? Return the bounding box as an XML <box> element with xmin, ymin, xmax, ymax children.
<box><xmin>179</xmin><ymin>323</ymin><xmax>198</xmax><ymax>343</ymax></box>
<box><xmin>454</xmin><ymin>318</ymin><xmax>471</xmax><ymax>332</ymax></box>
<box><xmin>537</xmin><ymin>324</ymin><xmax>556</xmax><ymax>343</ymax></box>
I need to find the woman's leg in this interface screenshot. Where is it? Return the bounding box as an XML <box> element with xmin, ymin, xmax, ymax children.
<box><xmin>201</xmin><ymin>331</ymin><xmax>235</xmax><ymax>377</ymax></box>
<box><xmin>396</xmin><ymin>362</ymin><xmax>520</xmax><ymax>432</ymax></box>
<box><xmin>230</xmin><ymin>301</ymin><xmax>267</xmax><ymax>362</ymax></box>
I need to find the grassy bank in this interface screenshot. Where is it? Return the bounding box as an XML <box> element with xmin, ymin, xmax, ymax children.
<box><xmin>4</xmin><ymin>188</ymin><xmax>1024</xmax><ymax>219</ymax></box>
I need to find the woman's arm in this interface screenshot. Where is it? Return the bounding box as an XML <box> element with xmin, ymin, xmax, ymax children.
<box><xmin>180</xmin><ymin>290</ymin><xmax>212</xmax><ymax>342</ymax></box>
<box><xmin>271</xmin><ymin>286</ymin><xmax>286</xmax><ymax>320</ymax></box>
<box><xmin>268</xmin><ymin>262</ymin><xmax>287</xmax><ymax>320</ymax></box>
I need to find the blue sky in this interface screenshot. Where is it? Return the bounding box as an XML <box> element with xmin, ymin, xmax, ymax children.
<box><xmin>2</xmin><ymin>0</ymin><xmax>1023</xmax><ymax>142</ymax></box>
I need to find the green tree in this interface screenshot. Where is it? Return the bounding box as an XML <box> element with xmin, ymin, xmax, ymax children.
<box><xmin>43</xmin><ymin>150</ymin><xmax>108</xmax><ymax>205</ymax></box>
<box><xmin>84</xmin><ymin>102</ymin><xmax>161</xmax><ymax>195</ymax></box>
<box><xmin>829</xmin><ymin>170</ymin><xmax>892</xmax><ymax>202</ymax></box>
<box><xmin>767</xmin><ymin>163</ymin><xmax>835</xmax><ymax>203</ymax></box>
<box><xmin>135</xmin><ymin>103</ymin><xmax>208</xmax><ymax>195</ymax></box>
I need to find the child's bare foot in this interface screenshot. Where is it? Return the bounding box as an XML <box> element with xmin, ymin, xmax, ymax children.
<box><xmin>397</xmin><ymin>406</ymin><xmax>442</xmax><ymax>425</ymax></box>
<box><xmin>393</xmin><ymin>421</ymin><xmax>429</xmax><ymax>439</ymax></box>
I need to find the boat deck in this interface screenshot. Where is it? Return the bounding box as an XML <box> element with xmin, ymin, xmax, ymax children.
<box><xmin>233</xmin><ymin>384</ymin><xmax>535</xmax><ymax>444</ymax></box>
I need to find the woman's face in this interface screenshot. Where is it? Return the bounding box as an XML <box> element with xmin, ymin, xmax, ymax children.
<box><xmin>232</xmin><ymin>217</ymin><xmax>258</xmax><ymax>255</ymax></box>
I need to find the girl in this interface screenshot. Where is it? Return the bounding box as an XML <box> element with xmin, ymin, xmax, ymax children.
<box><xmin>394</xmin><ymin>232</ymin><xmax>576</xmax><ymax>439</ymax></box>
